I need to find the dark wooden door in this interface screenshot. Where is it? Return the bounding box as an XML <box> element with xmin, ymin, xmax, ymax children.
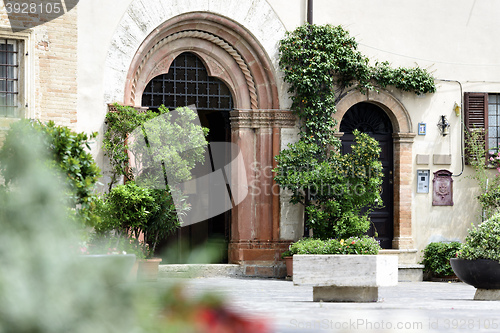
<box><xmin>340</xmin><ymin>102</ymin><xmax>394</xmax><ymax>249</ymax></box>
<box><xmin>141</xmin><ymin>52</ymin><xmax>233</xmax><ymax>262</ymax></box>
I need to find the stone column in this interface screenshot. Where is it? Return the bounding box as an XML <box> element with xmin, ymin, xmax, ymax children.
<box><xmin>392</xmin><ymin>133</ymin><xmax>416</xmax><ymax>249</ymax></box>
<box><xmin>228</xmin><ymin>109</ymin><xmax>295</xmax><ymax>277</ymax></box>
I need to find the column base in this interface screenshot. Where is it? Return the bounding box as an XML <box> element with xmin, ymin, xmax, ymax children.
<box><xmin>313</xmin><ymin>286</ymin><xmax>379</xmax><ymax>302</ymax></box>
<box><xmin>392</xmin><ymin>236</ymin><xmax>415</xmax><ymax>249</ymax></box>
<box><xmin>228</xmin><ymin>240</ymin><xmax>292</xmax><ymax>278</ymax></box>
<box><xmin>474</xmin><ymin>289</ymin><xmax>500</xmax><ymax>301</ymax></box>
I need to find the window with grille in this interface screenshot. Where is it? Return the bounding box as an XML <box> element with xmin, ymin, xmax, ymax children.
<box><xmin>141</xmin><ymin>52</ymin><xmax>233</xmax><ymax>112</ymax></box>
<box><xmin>0</xmin><ymin>39</ymin><xmax>20</xmax><ymax>118</ymax></box>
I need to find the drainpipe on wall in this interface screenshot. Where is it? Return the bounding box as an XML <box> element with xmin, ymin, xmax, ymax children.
<box><xmin>307</xmin><ymin>0</ymin><xmax>313</xmax><ymax>24</ymax></box>
<box><xmin>303</xmin><ymin>0</ymin><xmax>313</xmax><ymax>238</ymax></box>
<box><xmin>437</xmin><ymin>79</ymin><xmax>465</xmax><ymax>178</ymax></box>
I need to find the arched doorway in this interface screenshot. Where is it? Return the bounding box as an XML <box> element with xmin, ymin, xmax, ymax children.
<box><xmin>340</xmin><ymin>102</ymin><xmax>394</xmax><ymax>248</ymax></box>
<box><xmin>118</xmin><ymin>12</ymin><xmax>295</xmax><ymax>276</ymax></box>
<box><xmin>141</xmin><ymin>52</ymin><xmax>233</xmax><ymax>262</ymax></box>
<box><xmin>335</xmin><ymin>89</ymin><xmax>416</xmax><ymax>250</ymax></box>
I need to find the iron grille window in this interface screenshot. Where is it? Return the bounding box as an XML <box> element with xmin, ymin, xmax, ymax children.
<box><xmin>142</xmin><ymin>52</ymin><xmax>233</xmax><ymax>112</ymax></box>
<box><xmin>0</xmin><ymin>39</ymin><xmax>19</xmax><ymax>118</ymax></box>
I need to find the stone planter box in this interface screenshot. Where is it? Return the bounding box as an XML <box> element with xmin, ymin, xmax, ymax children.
<box><xmin>293</xmin><ymin>255</ymin><xmax>398</xmax><ymax>302</ymax></box>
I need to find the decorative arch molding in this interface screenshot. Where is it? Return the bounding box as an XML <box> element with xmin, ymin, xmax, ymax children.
<box><xmin>128</xmin><ymin>30</ymin><xmax>258</xmax><ymax>109</ymax></box>
<box><xmin>336</xmin><ymin>88</ymin><xmax>416</xmax><ymax>250</ymax></box>
<box><xmin>335</xmin><ymin>88</ymin><xmax>412</xmax><ymax>133</ymax></box>
<box><xmin>103</xmin><ymin>0</ymin><xmax>288</xmax><ymax>107</ymax></box>
<box><xmin>124</xmin><ymin>12</ymin><xmax>281</xmax><ymax>112</ymax></box>
<box><xmin>109</xmin><ymin>11</ymin><xmax>294</xmax><ymax>277</ymax></box>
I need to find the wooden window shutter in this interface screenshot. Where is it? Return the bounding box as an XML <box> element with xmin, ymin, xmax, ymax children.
<box><xmin>464</xmin><ymin>92</ymin><xmax>488</xmax><ymax>164</ymax></box>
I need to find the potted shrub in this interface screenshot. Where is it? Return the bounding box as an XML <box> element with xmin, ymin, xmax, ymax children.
<box><xmin>96</xmin><ymin>182</ymin><xmax>165</xmax><ymax>280</ymax></box>
<box><xmin>291</xmin><ymin>237</ymin><xmax>397</xmax><ymax>302</ymax></box>
<box><xmin>101</xmin><ymin>104</ymin><xmax>208</xmax><ymax>279</ymax></box>
<box><xmin>421</xmin><ymin>241</ymin><xmax>461</xmax><ymax>281</ymax></box>
<box><xmin>451</xmin><ymin>214</ymin><xmax>500</xmax><ymax>300</ymax></box>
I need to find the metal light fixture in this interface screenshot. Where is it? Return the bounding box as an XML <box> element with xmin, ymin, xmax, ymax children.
<box><xmin>438</xmin><ymin>115</ymin><xmax>450</xmax><ymax>136</ymax></box>
<box><xmin>453</xmin><ymin>102</ymin><xmax>461</xmax><ymax>117</ymax></box>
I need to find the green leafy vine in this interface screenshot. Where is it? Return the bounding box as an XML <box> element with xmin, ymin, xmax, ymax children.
<box><xmin>275</xmin><ymin>24</ymin><xmax>436</xmax><ymax>240</ymax></box>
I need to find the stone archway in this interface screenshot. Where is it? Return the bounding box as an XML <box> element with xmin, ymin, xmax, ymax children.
<box><xmin>121</xmin><ymin>13</ymin><xmax>295</xmax><ymax>276</ymax></box>
<box><xmin>335</xmin><ymin>89</ymin><xmax>416</xmax><ymax>249</ymax></box>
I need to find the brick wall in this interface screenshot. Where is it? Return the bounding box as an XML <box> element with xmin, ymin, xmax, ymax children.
<box><xmin>0</xmin><ymin>1</ymin><xmax>78</xmax><ymax>130</ymax></box>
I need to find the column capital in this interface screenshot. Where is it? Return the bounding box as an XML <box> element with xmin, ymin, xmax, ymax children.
<box><xmin>393</xmin><ymin>132</ymin><xmax>416</xmax><ymax>143</ymax></box>
<box><xmin>230</xmin><ymin>109</ymin><xmax>296</xmax><ymax>129</ymax></box>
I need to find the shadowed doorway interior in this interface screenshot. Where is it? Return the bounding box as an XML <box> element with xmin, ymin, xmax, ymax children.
<box><xmin>340</xmin><ymin>102</ymin><xmax>394</xmax><ymax>249</ymax></box>
<box><xmin>141</xmin><ymin>52</ymin><xmax>233</xmax><ymax>263</ymax></box>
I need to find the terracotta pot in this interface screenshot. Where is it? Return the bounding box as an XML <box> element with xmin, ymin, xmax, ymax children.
<box><xmin>284</xmin><ymin>256</ymin><xmax>293</xmax><ymax>277</ymax></box>
<box><xmin>450</xmin><ymin>258</ymin><xmax>500</xmax><ymax>289</ymax></box>
<box><xmin>137</xmin><ymin>258</ymin><xmax>162</xmax><ymax>281</ymax></box>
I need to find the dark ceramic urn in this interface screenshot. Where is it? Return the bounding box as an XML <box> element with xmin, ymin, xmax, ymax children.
<box><xmin>450</xmin><ymin>258</ymin><xmax>500</xmax><ymax>289</ymax></box>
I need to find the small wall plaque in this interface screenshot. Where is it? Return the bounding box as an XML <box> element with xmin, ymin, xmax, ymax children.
<box><xmin>432</xmin><ymin>169</ymin><xmax>453</xmax><ymax>206</ymax></box>
<box><xmin>418</xmin><ymin>122</ymin><xmax>426</xmax><ymax>135</ymax></box>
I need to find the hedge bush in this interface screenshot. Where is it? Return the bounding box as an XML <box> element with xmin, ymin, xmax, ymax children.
<box><xmin>421</xmin><ymin>241</ymin><xmax>461</xmax><ymax>277</ymax></box>
<box><xmin>287</xmin><ymin>236</ymin><xmax>381</xmax><ymax>256</ymax></box>
<box><xmin>458</xmin><ymin>213</ymin><xmax>500</xmax><ymax>262</ymax></box>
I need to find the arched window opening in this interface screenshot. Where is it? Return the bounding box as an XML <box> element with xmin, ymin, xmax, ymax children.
<box><xmin>141</xmin><ymin>52</ymin><xmax>233</xmax><ymax>112</ymax></box>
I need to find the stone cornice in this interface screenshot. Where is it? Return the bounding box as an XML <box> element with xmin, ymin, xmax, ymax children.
<box><xmin>230</xmin><ymin>109</ymin><xmax>296</xmax><ymax>128</ymax></box>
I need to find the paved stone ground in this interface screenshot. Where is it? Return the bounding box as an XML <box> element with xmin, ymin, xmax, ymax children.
<box><xmin>158</xmin><ymin>277</ymin><xmax>500</xmax><ymax>333</ymax></box>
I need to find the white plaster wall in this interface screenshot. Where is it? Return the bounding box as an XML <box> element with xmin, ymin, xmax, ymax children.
<box><xmin>77</xmin><ymin>0</ymin><xmax>134</xmax><ymax>178</ymax></box>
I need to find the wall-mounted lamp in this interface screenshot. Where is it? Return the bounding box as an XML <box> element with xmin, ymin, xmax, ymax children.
<box><xmin>453</xmin><ymin>102</ymin><xmax>461</xmax><ymax>117</ymax></box>
<box><xmin>438</xmin><ymin>115</ymin><xmax>450</xmax><ymax>136</ymax></box>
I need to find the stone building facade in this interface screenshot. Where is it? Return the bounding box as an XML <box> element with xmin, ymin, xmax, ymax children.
<box><xmin>2</xmin><ymin>0</ymin><xmax>500</xmax><ymax>278</ymax></box>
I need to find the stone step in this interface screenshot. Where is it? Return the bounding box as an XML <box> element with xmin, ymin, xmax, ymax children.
<box><xmin>398</xmin><ymin>264</ymin><xmax>424</xmax><ymax>282</ymax></box>
<box><xmin>379</xmin><ymin>249</ymin><xmax>419</xmax><ymax>265</ymax></box>
<box><xmin>158</xmin><ymin>264</ymin><xmax>243</xmax><ymax>278</ymax></box>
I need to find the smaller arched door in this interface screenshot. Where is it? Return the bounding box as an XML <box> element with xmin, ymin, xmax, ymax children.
<box><xmin>340</xmin><ymin>102</ymin><xmax>394</xmax><ymax>249</ymax></box>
